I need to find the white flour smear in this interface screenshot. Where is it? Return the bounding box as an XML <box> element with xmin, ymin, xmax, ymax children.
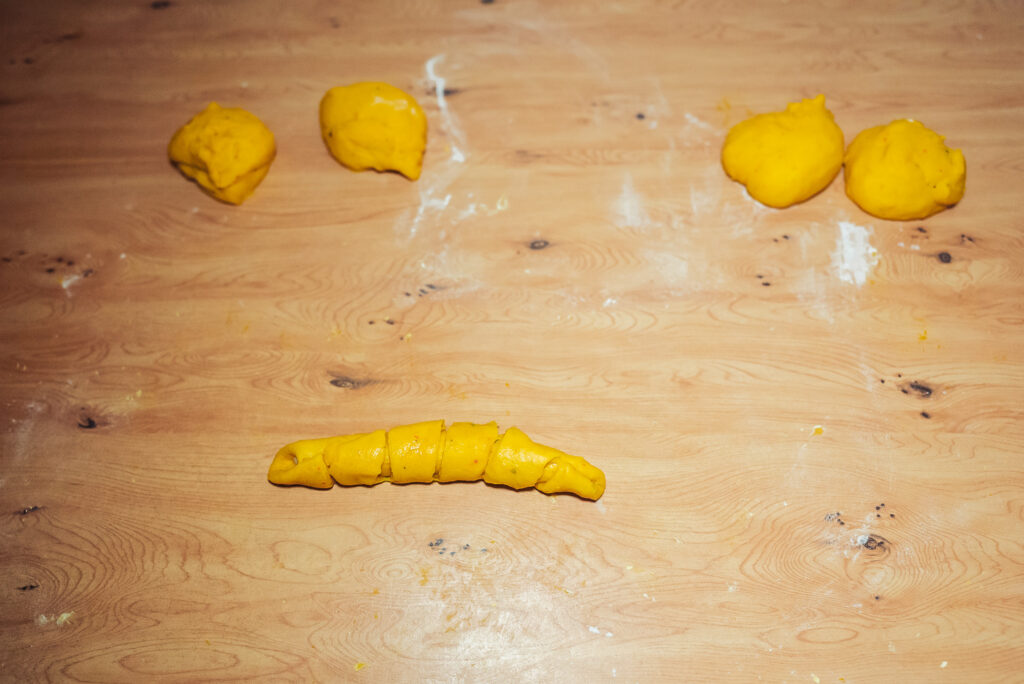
<box><xmin>425</xmin><ymin>54</ymin><xmax>467</xmax><ymax>164</ymax></box>
<box><xmin>832</xmin><ymin>221</ymin><xmax>879</xmax><ymax>286</ymax></box>
<box><xmin>613</xmin><ymin>172</ymin><xmax>652</xmax><ymax>229</ymax></box>
<box><xmin>684</xmin><ymin>112</ymin><xmax>712</xmax><ymax>130</ymax></box>
<box><xmin>397</xmin><ymin>55</ymin><xmax>470</xmax><ymax>242</ymax></box>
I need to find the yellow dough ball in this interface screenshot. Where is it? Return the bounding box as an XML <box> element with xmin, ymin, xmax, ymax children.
<box><xmin>168</xmin><ymin>103</ymin><xmax>276</xmax><ymax>205</ymax></box>
<box><xmin>843</xmin><ymin>119</ymin><xmax>966</xmax><ymax>221</ymax></box>
<box><xmin>319</xmin><ymin>82</ymin><xmax>427</xmax><ymax>181</ymax></box>
<box><xmin>721</xmin><ymin>94</ymin><xmax>844</xmax><ymax>208</ymax></box>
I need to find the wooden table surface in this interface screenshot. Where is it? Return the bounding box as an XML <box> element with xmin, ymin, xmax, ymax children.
<box><xmin>3</xmin><ymin>1</ymin><xmax>1023</xmax><ymax>682</ymax></box>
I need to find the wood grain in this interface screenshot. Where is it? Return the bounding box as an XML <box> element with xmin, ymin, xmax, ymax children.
<box><xmin>2</xmin><ymin>0</ymin><xmax>1023</xmax><ymax>681</ymax></box>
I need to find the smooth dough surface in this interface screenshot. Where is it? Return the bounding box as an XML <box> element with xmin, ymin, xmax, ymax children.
<box><xmin>844</xmin><ymin>119</ymin><xmax>965</xmax><ymax>221</ymax></box>
<box><xmin>167</xmin><ymin>103</ymin><xmax>275</xmax><ymax>205</ymax></box>
<box><xmin>319</xmin><ymin>82</ymin><xmax>427</xmax><ymax>180</ymax></box>
<box><xmin>721</xmin><ymin>94</ymin><xmax>844</xmax><ymax>208</ymax></box>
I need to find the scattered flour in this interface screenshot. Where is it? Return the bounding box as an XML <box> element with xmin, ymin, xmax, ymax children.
<box><xmin>613</xmin><ymin>172</ymin><xmax>652</xmax><ymax>228</ymax></box>
<box><xmin>684</xmin><ymin>112</ymin><xmax>712</xmax><ymax>130</ymax></box>
<box><xmin>397</xmin><ymin>55</ymin><xmax>470</xmax><ymax>242</ymax></box>
<box><xmin>425</xmin><ymin>54</ymin><xmax>467</xmax><ymax>164</ymax></box>
<box><xmin>832</xmin><ymin>221</ymin><xmax>879</xmax><ymax>287</ymax></box>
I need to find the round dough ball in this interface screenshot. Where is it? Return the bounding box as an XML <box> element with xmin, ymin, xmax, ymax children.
<box><xmin>168</xmin><ymin>103</ymin><xmax>275</xmax><ymax>205</ymax></box>
<box><xmin>721</xmin><ymin>94</ymin><xmax>844</xmax><ymax>208</ymax></box>
<box><xmin>319</xmin><ymin>82</ymin><xmax>427</xmax><ymax>181</ymax></box>
<box><xmin>844</xmin><ymin>119</ymin><xmax>965</xmax><ymax>221</ymax></box>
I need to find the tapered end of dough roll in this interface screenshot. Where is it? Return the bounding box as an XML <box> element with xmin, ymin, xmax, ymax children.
<box><xmin>485</xmin><ymin>427</ymin><xmax>606</xmax><ymax>500</ymax></box>
<box><xmin>268</xmin><ymin>438</ymin><xmax>334</xmax><ymax>489</ymax></box>
<box><xmin>536</xmin><ymin>455</ymin><xmax>607</xmax><ymax>501</ymax></box>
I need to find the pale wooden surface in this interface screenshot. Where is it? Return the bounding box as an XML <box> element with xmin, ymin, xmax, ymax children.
<box><xmin>2</xmin><ymin>0</ymin><xmax>1023</xmax><ymax>681</ymax></box>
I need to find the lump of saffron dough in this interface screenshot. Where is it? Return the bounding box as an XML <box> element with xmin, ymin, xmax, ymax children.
<box><xmin>319</xmin><ymin>82</ymin><xmax>427</xmax><ymax>181</ymax></box>
<box><xmin>168</xmin><ymin>102</ymin><xmax>276</xmax><ymax>205</ymax></box>
<box><xmin>721</xmin><ymin>94</ymin><xmax>845</xmax><ymax>208</ymax></box>
<box><xmin>844</xmin><ymin>119</ymin><xmax>966</xmax><ymax>221</ymax></box>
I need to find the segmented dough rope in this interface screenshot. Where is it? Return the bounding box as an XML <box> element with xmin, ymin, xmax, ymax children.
<box><xmin>268</xmin><ymin>420</ymin><xmax>605</xmax><ymax>500</ymax></box>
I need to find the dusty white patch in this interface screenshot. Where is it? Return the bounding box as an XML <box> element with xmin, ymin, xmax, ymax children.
<box><xmin>588</xmin><ymin>625</ymin><xmax>601</xmax><ymax>634</ymax></box>
<box><xmin>684</xmin><ymin>112</ymin><xmax>712</xmax><ymax>130</ymax></box>
<box><xmin>717</xmin><ymin>177</ymin><xmax>773</xmax><ymax>238</ymax></box>
<box><xmin>727</xmin><ymin>582</ymin><xmax>739</xmax><ymax>592</ymax></box>
<box><xmin>689</xmin><ymin>187</ymin><xmax>712</xmax><ymax>217</ymax></box>
<box><xmin>410</xmin><ymin>194</ymin><xmax>452</xmax><ymax>237</ymax></box>
<box><xmin>643</xmin><ymin>249</ymin><xmax>689</xmax><ymax>289</ymax></box>
<box><xmin>685</xmin><ymin>167</ymin><xmax>722</xmax><ymax>222</ymax></box>
<box><xmin>395</xmin><ymin>55</ymin><xmax>478</xmax><ymax>243</ymax></box>
<box><xmin>940</xmin><ymin>661</ymin><xmax>948</xmax><ymax>668</ymax></box>
<box><xmin>832</xmin><ymin>221</ymin><xmax>879</xmax><ymax>286</ymax></box>
<box><xmin>613</xmin><ymin>172</ymin><xmax>651</xmax><ymax>228</ymax></box>
<box><xmin>457</xmin><ymin>203</ymin><xmax>482</xmax><ymax>220</ymax></box>
<box><xmin>425</xmin><ymin>54</ymin><xmax>467</xmax><ymax>164</ymax></box>
<box><xmin>61</xmin><ymin>274</ymin><xmax>81</xmax><ymax>293</ymax></box>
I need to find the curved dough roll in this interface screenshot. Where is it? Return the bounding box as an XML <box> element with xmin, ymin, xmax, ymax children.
<box><xmin>268</xmin><ymin>420</ymin><xmax>605</xmax><ymax>500</ymax></box>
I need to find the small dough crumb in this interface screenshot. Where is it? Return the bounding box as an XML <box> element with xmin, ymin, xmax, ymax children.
<box><xmin>319</xmin><ymin>82</ymin><xmax>427</xmax><ymax>181</ymax></box>
<box><xmin>168</xmin><ymin>103</ymin><xmax>276</xmax><ymax>205</ymax></box>
<box><xmin>844</xmin><ymin>119</ymin><xmax>965</xmax><ymax>221</ymax></box>
<box><xmin>721</xmin><ymin>94</ymin><xmax>844</xmax><ymax>208</ymax></box>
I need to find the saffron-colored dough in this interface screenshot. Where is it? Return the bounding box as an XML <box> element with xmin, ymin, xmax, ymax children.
<box><xmin>168</xmin><ymin>103</ymin><xmax>275</xmax><ymax>205</ymax></box>
<box><xmin>844</xmin><ymin>119</ymin><xmax>966</xmax><ymax>221</ymax></box>
<box><xmin>319</xmin><ymin>82</ymin><xmax>427</xmax><ymax>181</ymax></box>
<box><xmin>268</xmin><ymin>420</ymin><xmax>606</xmax><ymax>500</ymax></box>
<box><xmin>721</xmin><ymin>94</ymin><xmax>844</xmax><ymax>208</ymax></box>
